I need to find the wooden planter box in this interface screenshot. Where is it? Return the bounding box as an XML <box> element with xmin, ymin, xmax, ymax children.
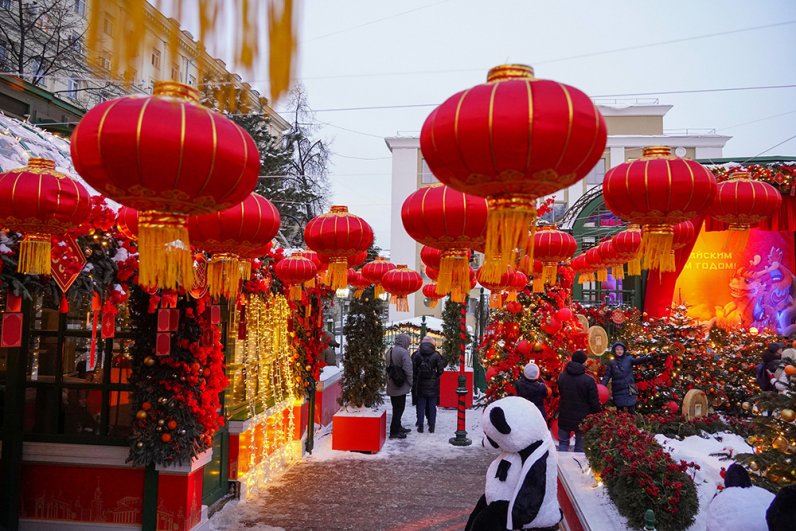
<box><xmin>331</xmin><ymin>409</ymin><xmax>386</xmax><ymax>453</ymax></box>
<box><xmin>439</xmin><ymin>368</ymin><xmax>474</xmax><ymax>409</ymax></box>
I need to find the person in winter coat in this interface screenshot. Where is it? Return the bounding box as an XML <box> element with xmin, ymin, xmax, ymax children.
<box><xmin>772</xmin><ymin>347</ymin><xmax>795</xmax><ymax>393</ymax></box>
<box><xmin>514</xmin><ymin>362</ymin><xmax>548</xmax><ymax>421</ymax></box>
<box><xmin>767</xmin><ymin>484</ymin><xmax>796</xmax><ymax>531</ymax></box>
<box><xmin>706</xmin><ymin>463</ymin><xmax>774</xmax><ymax>531</ymax></box>
<box><xmin>385</xmin><ymin>333</ymin><xmax>413</xmax><ymax>439</ymax></box>
<box><xmin>321</xmin><ymin>333</ymin><xmax>339</xmax><ymax>367</ymax></box>
<box><xmin>557</xmin><ymin>351</ymin><xmax>601</xmax><ymax>452</ymax></box>
<box><xmin>413</xmin><ymin>336</ymin><xmax>446</xmax><ymax>433</ymax></box>
<box><xmin>600</xmin><ymin>341</ymin><xmax>652</xmax><ymax>414</ymax></box>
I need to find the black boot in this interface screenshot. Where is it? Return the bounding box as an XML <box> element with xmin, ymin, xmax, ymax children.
<box><xmin>428</xmin><ymin>425</ymin><xmax>435</xmax><ymax>433</ymax></box>
<box><xmin>417</xmin><ymin>425</ymin><xmax>424</xmax><ymax>433</ymax></box>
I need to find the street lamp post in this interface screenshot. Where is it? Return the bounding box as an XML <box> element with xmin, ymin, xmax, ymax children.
<box><xmin>450</xmin><ymin>300</ymin><xmax>472</xmax><ymax>446</ymax></box>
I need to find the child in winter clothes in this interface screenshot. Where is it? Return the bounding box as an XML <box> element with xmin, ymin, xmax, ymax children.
<box><xmin>514</xmin><ymin>362</ymin><xmax>548</xmax><ymax>421</ymax></box>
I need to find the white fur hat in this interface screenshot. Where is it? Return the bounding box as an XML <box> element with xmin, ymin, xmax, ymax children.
<box><xmin>524</xmin><ymin>362</ymin><xmax>540</xmax><ymax>380</ymax></box>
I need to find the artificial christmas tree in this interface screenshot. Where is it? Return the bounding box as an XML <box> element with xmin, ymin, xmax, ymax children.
<box><xmin>441</xmin><ymin>299</ymin><xmax>471</xmax><ymax>367</ymax></box>
<box><xmin>339</xmin><ymin>286</ymin><xmax>386</xmax><ymax>408</ymax></box>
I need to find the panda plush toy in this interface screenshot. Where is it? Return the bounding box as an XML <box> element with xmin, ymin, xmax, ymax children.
<box><xmin>465</xmin><ymin>396</ymin><xmax>561</xmax><ymax>531</ymax></box>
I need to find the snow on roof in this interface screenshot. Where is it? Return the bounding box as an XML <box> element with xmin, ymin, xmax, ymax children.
<box><xmin>386</xmin><ymin>315</ymin><xmax>473</xmax><ymax>334</ymax></box>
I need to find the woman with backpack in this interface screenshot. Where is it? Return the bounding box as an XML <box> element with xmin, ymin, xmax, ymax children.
<box><xmin>413</xmin><ymin>336</ymin><xmax>446</xmax><ymax>433</ymax></box>
<box><xmin>385</xmin><ymin>334</ymin><xmax>413</xmax><ymax>439</ymax></box>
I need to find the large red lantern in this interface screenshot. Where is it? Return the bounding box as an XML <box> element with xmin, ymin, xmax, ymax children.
<box><xmin>189</xmin><ymin>193</ymin><xmax>280</xmax><ymax>300</ymax></box>
<box><xmin>421</xmin><ymin>64</ymin><xmax>607</xmax><ymax>275</ymax></box>
<box><xmin>304</xmin><ymin>205</ymin><xmax>373</xmax><ymax>290</ymax></box>
<box><xmin>348</xmin><ymin>268</ymin><xmax>372</xmax><ymax>298</ymax></box>
<box><xmin>274</xmin><ymin>254</ymin><xmax>317</xmax><ymax>300</ymax></box>
<box><xmin>362</xmin><ymin>257</ymin><xmax>396</xmax><ymax>299</ymax></box>
<box><xmin>71</xmin><ymin>82</ymin><xmax>259</xmax><ymax>289</ymax></box>
<box><xmin>116</xmin><ymin>206</ymin><xmax>138</xmax><ymax>241</ymax></box>
<box><xmin>709</xmin><ymin>171</ymin><xmax>782</xmax><ymax>229</ymax></box>
<box><xmin>602</xmin><ymin>146</ymin><xmax>716</xmax><ymax>271</ymax></box>
<box><xmin>381</xmin><ymin>265</ymin><xmax>422</xmax><ymax>312</ymax></box>
<box><xmin>0</xmin><ymin>158</ymin><xmax>91</xmax><ymax>275</ymax></box>
<box><xmin>422</xmin><ymin>282</ymin><xmax>445</xmax><ymax>309</ymax></box>
<box><xmin>401</xmin><ymin>184</ymin><xmax>485</xmax><ymax>292</ymax></box>
<box><xmin>612</xmin><ymin>225</ymin><xmax>643</xmax><ymax>276</ymax></box>
<box><xmin>533</xmin><ymin>226</ymin><xmax>576</xmax><ymax>284</ymax></box>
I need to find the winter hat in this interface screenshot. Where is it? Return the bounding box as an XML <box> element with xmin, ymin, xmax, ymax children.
<box><xmin>767</xmin><ymin>485</ymin><xmax>796</xmax><ymax>531</ymax></box>
<box><xmin>724</xmin><ymin>464</ymin><xmax>752</xmax><ymax>488</ymax></box>
<box><xmin>611</xmin><ymin>341</ymin><xmax>627</xmax><ymax>354</ymax></box>
<box><xmin>781</xmin><ymin>348</ymin><xmax>796</xmax><ymax>362</ymax></box>
<box><xmin>768</xmin><ymin>342</ymin><xmax>785</xmax><ymax>355</ymax></box>
<box><xmin>394</xmin><ymin>334</ymin><xmax>411</xmax><ymax>349</ymax></box>
<box><xmin>524</xmin><ymin>363</ymin><xmax>540</xmax><ymax>380</ymax></box>
<box><xmin>762</xmin><ymin>350</ymin><xmax>778</xmax><ymax>364</ymax></box>
<box><xmin>421</xmin><ymin>336</ymin><xmax>436</xmax><ymax>345</ymax></box>
<box><xmin>572</xmin><ymin>351</ymin><xmax>587</xmax><ymax>364</ymax></box>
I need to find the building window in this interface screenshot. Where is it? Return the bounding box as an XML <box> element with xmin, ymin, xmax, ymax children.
<box><xmin>104</xmin><ymin>15</ymin><xmax>114</xmax><ymax>36</ymax></box>
<box><xmin>171</xmin><ymin>65</ymin><xmax>179</xmax><ymax>81</ymax></box>
<box><xmin>68</xmin><ymin>31</ymin><xmax>82</xmax><ymax>54</ymax></box>
<box><xmin>420</xmin><ymin>159</ymin><xmax>438</xmax><ymax>184</ymax></box>
<box><xmin>67</xmin><ymin>78</ymin><xmax>79</xmax><ymax>99</ymax></box>
<box><xmin>99</xmin><ymin>52</ymin><xmax>111</xmax><ymax>71</ymax></box>
<box><xmin>151</xmin><ymin>48</ymin><xmax>161</xmax><ymax>70</ymax></box>
<box><xmin>74</xmin><ymin>0</ymin><xmax>86</xmax><ymax>17</ymax></box>
<box><xmin>188</xmin><ymin>74</ymin><xmax>196</xmax><ymax>86</ymax></box>
<box><xmin>540</xmin><ymin>201</ymin><xmax>568</xmax><ymax>224</ymax></box>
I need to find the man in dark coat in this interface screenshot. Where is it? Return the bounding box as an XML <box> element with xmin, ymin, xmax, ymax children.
<box><xmin>514</xmin><ymin>362</ymin><xmax>548</xmax><ymax>421</ymax></box>
<box><xmin>557</xmin><ymin>350</ymin><xmax>600</xmax><ymax>452</ymax></box>
<box><xmin>385</xmin><ymin>334</ymin><xmax>413</xmax><ymax>439</ymax></box>
<box><xmin>413</xmin><ymin>336</ymin><xmax>446</xmax><ymax>433</ymax></box>
<box><xmin>600</xmin><ymin>341</ymin><xmax>652</xmax><ymax>414</ymax></box>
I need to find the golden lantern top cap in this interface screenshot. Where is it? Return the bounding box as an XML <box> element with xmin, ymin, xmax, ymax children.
<box><xmin>487</xmin><ymin>64</ymin><xmax>535</xmax><ymax>83</ymax></box>
<box><xmin>396</xmin><ymin>264</ymin><xmax>407</xmax><ymax>269</ymax></box>
<box><xmin>727</xmin><ymin>170</ymin><xmax>751</xmax><ymax>181</ymax></box>
<box><xmin>627</xmin><ymin>224</ymin><xmax>642</xmax><ymax>231</ymax></box>
<box><xmin>153</xmin><ymin>81</ymin><xmax>200</xmax><ymax>103</ymax></box>
<box><xmin>330</xmin><ymin>205</ymin><xmax>349</xmax><ymax>214</ymax></box>
<box><xmin>641</xmin><ymin>146</ymin><xmax>674</xmax><ymax>159</ymax></box>
<box><xmin>27</xmin><ymin>158</ymin><xmax>56</xmax><ymax>170</ymax></box>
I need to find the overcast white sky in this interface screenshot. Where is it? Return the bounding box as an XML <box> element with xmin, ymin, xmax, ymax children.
<box><xmin>170</xmin><ymin>0</ymin><xmax>796</xmax><ymax>252</ymax></box>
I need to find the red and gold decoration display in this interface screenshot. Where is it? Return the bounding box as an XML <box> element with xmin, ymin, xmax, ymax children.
<box><xmin>533</xmin><ymin>225</ymin><xmax>576</xmax><ymax>285</ymax></box>
<box><xmin>401</xmin><ymin>184</ymin><xmax>485</xmax><ymax>300</ymax></box>
<box><xmin>189</xmin><ymin>193</ymin><xmax>280</xmax><ymax>300</ymax></box>
<box><xmin>420</xmin><ymin>64</ymin><xmax>607</xmax><ymax>277</ymax></box>
<box><xmin>602</xmin><ymin>146</ymin><xmax>716</xmax><ymax>272</ymax></box>
<box><xmin>304</xmin><ymin>205</ymin><xmax>373</xmax><ymax>291</ymax></box>
<box><xmin>348</xmin><ymin>268</ymin><xmax>372</xmax><ymax>298</ymax></box>
<box><xmin>361</xmin><ymin>257</ymin><xmax>396</xmax><ymax>298</ymax></box>
<box><xmin>708</xmin><ymin>170</ymin><xmax>782</xmax><ymax>230</ymax></box>
<box><xmin>381</xmin><ymin>265</ymin><xmax>422</xmax><ymax>312</ymax></box>
<box><xmin>0</xmin><ymin>158</ymin><xmax>91</xmax><ymax>275</ymax></box>
<box><xmin>422</xmin><ymin>282</ymin><xmax>445</xmax><ymax>309</ymax></box>
<box><xmin>612</xmin><ymin>225</ymin><xmax>643</xmax><ymax>276</ymax></box>
<box><xmin>71</xmin><ymin>81</ymin><xmax>259</xmax><ymax>290</ymax></box>
<box><xmin>274</xmin><ymin>253</ymin><xmax>318</xmax><ymax>300</ymax></box>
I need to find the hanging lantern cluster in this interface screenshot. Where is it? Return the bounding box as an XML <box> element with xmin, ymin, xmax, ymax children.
<box><xmin>612</xmin><ymin>225</ymin><xmax>643</xmax><ymax>276</ymax></box>
<box><xmin>422</xmin><ymin>282</ymin><xmax>445</xmax><ymax>309</ymax></box>
<box><xmin>274</xmin><ymin>254</ymin><xmax>318</xmax><ymax>301</ymax></box>
<box><xmin>420</xmin><ymin>64</ymin><xmax>607</xmax><ymax>279</ymax></box>
<box><xmin>362</xmin><ymin>257</ymin><xmax>396</xmax><ymax>298</ymax></box>
<box><xmin>533</xmin><ymin>226</ymin><xmax>576</xmax><ymax>285</ymax></box>
<box><xmin>189</xmin><ymin>193</ymin><xmax>280</xmax><ymax>301</ymax></box>
<box><xmin>0</xmin><ymin>158</ymin><xmax>91</xmax><ymax>275</ymax></box>
<box><xmin>71</xmin><ymin>81</ymin><xmax>259</xmax><ymax>289</ymax></box>
<box><xmin>602</xmin><ymin>146</ymin><xmax>716</xmax><ymax>272</ymax></box>
<box><xmin>381</xmin><ymin>265</ymin><xmax>423</xmax><ymax>312</ymax></box>
<box><xmin>348</xmin><ymin>269</ymin><xmax>372</xmax><ymax>298</ymax></box>
<box><xmin>401</xmin><ymin>184</ymin><xmax>486</xmax><ymax>301</ymax></box>
<box><xmin>304</xmin><ymin>205</ymin><xmax>373</xmax><ymax>291</ymax></box>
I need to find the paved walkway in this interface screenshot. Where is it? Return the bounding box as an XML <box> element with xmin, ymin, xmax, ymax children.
<box><xmin>210</xmin><ymin>404</ymin><xmax>494</xmax><ymax>531</ymax></box>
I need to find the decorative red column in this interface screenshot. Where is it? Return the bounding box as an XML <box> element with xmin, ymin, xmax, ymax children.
<box><xmin>449</xmin><ymin>303</ymin><xmax>472</xmax><ymax>446</ymax></box>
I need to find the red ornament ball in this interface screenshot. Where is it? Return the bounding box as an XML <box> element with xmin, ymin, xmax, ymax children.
<box><xmin>665</xmin><ymin>400</ymin><xmax>680</xmax><ymax>415</ymax></box>
<box><xmin>597</xmin><ymin>383</ymin><xmax>610</xmax><ymax>404</ymax></box>
<box><xmin>515</xmin><ymin>340</ymin><xmax>533</xmax><ymax>356</ymax></box>
<box><xmin>556</xmin><ymin>307</ymin><xmax>573</xmax><ymax>322</ymax></box>
<box><xmin>485</xmin><ymin>367</ymin><xmax>498</xmax><ymax>382</ymax></box>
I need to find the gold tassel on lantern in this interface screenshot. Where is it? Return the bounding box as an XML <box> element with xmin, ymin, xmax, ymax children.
<box><xmin>612</xmin><ymin>265</ymin><xmax>625</xmax><ymax>280</ymax></box>
<box><xmin>373</xmin><ymin>283</ymin><xmax>385</xmax><ymax>299</ymax></box>
<box><xmin>542</xmin><ymin>264</ymin><xmax>557</xmax><ymax>285</ymax></box>
<box><xmin>18</xmin><ymin>233</ymin><xmax>52</xmax><ymax>275</ymax></box>
<box><xmin>627</xmin><ymin>257</ymin><xmax>641</xmax><ymax>276</ymax></box>
<box><xmin>532</xmin><ymin>276</ymin><xmax>544</xmax><ymax>293</ymax></box>
<box><xmin>662</xmin><ymin>252</ymin><xmax>676</xmax><ymax>273</ymax></box>
<box><xmin>489</xmin><ymin>292</ymin><xmax>503</xmax><ymax>309</ymax></box>
<box><xmin>239</xmin><ymin>260</ymin><xmax>252</xmax><ymax>281</ymax></box>
<box><xmin>288</xmin><ymin>283</ymin><xmax>303</xmax><ymax>300</ymax></box>
<box><xmin>427</xmin><ymin>299</ymin><xmax>440</xmax><ymax>309</ymax></box>
<box><xmin>353</xmin><ymin>288</ymin><xmax>365</xmax><ymax>299</ymax></box>
<box><xmin>438</xmin><ymin>249</ymin><xmax>470</xmax><ymax>300</ymax></box>
<box><xmin>506</xmin><ymin>290</ymin><xmax>518</xmax><ymax>302</ymax></box>
<box><xmin>138</xmin><ymin>212</ymin><xmax>194</xmax><ymax>290</ymax></box>
<box><xmin>327</xmin><ymin>258</ymin><xmax>348</xmax><ymax>291</ymax></box>
<box><xmin>596</xmin><ymin>268</ymin><xmax>608</xmax><ymax>283</ymax></box>
<box><xmin>641</xmin><ymin>225</ymin><xmax>674</xmax><ymax>272</ymax></box>
<box><xmin>207</xmin><ymin>253</ymin><xmax>242</xmax><ymax>301</ymax></box>
<box><xmin>392</xmin><ymin>295</ymin><xmax>409</xmax><ymax>312</ymax></box>
<box><xmin>304</xmin><ymin>277</ymin><xmax>316</xmax><ymax>289</ymax></box>
<box><xmin>517</xmin><ymin>224</ymin><xmax>537</xmax><ymax>275</ymax></box>
<box><xmin>484</xmin><ymin>195</ymin><xmax>536</xmax><ymax>282</ymax></box>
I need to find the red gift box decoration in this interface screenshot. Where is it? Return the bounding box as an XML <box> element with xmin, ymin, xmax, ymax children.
<box><xmin>211</xmin><ymin>304</ymin><xmax>221</xmax><ymax>325</ymax></box>
<box><xmin>155</xmin><ymin>332</ymin><xmax>171</xmax><ymax>356</ymax></box>
<box><xmin>101</xmin><ymin>312</ymin><xmax>116</xmax><ymax>339</ymax></box>
<box><xmin>6</xmin><ymin>291</ymin><xmax>22</xmax><ymax>313</ymax></box>
<box><xmin>1</xmin><ymin>312</ymin><xmax>23</xmax><ymax>348</ymax></box>
<box><xmin>169</xmin><ymin>308</ymin><xmax>179</xmax><ymax>331</ymax></box>
<box><xmin>157</xmin><ymin>309</ymin><xmax>171</xmax><ymax>332</ymax></box>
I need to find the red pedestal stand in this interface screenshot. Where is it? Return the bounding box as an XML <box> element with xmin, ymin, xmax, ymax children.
<box><xmin>332</xmin><ymin>409</ymin><xmax>386</xmax><ymax>453</ymax></box>
<box><xmin>439</xmin><ymin>368</ymin><xmax>474</xmax><ymax>408</ymax></box>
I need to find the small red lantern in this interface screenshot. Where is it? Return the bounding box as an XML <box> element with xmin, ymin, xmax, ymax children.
<box><xmin>586</xmin><ymin>246</ymin><xmax>608</xmax><ymax>283</ymax></box>
<box><xmin>425</xmin><ymin>266</ymin><xmax>439</xmax><ymax>281</ymax></box>
<box><xmin>0</xmin><ymin>158</ymin><xmax>91</xmax><ymax>275</ymax></box>
<box><xmin>533</xmin><ymin>226</ymin><xmax>577</xmax><ymax>285</ymax></box>
<box><xmin>506</xmin><ymin>270</ymin><xmax>528</xmax><ymax>302</ymax></box>
<box><xmin>274</xmin><ymin>254</ymin><xmax>317</xmax><ymax>300</ymax></box>
<box><xmin>381</xmin><ymin>265</ymin><xmax>422</xmax><ymax>312</ymax></box>
<box><xmin>401</xmin><ymin>184</ymin><xmax>485</xmax><ymax>290</ymax></box>
<box><xmin>421</xmin><ymin>64</ymin><xmax>607</xmax><ymax>275</ymax></box>
<box><xmin>348</xmin><ymin>268</ymin><xmax>371</xmax><ymax>298</ymax></box>
<box><xmin>603</xmin><ymin>146</ymin><xmax>716</xmax><ymax>272</ymax></box>
<box><xmin>297</xmin><ymin>250</ymin><xmax>323</xmax><ymax>288</ymax></box>
<box><xmin>304</xmin><ymin>205</ymin><xmax>373</xmax><ymax>290</ymax></box>
<box><xmin>597</xmin><ymin>240</ymin><xmax>624</xmax><ymax>280</ymax></box>
<box><xmin>362</xmin><ymin>257</ymin><xmax>397</xmax><ymax>299</ymax></box>
<box><xmin>420</xmin><ymin>246</ymin><xmax>442</xmax><ymax>270</ymax></box>
<box><xmin>477</xmin><ymin>265</ymin><xmax>513</xmax><ymax>308</ymax></box>
<box><xmin>571</xmin><ymin>254</ymin><xmax>594</xmax><ymax>284</ymax></box>
<box><xmin>71</xmin><ymin>81</ymin><xmax>259</xmax><ymax>289</ymax></box>
<box><xmin>116</xmin><ymin>206</ymin><xmax>138</xmax><ymax>241</ymax></box>
<box><xmin>612</xmin><ymin>225</ymin><xmax>642</xmax><ymax>276</ymax></box>
<box><xmin>709</xmin><ymin>171</ymin><xmax>782</xmax><ymax>229</ymax></box>
<box><xmin>422</xmin><ymin>282</ymin><xmax>445</xmax><ymax>309</ymax></box>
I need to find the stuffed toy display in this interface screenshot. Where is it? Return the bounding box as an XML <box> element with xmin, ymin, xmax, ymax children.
<box><xmin>466</xmin><ymin>396</ymin><xmax>561</xmax><ymax>531</ymax></box>
<box><xmin>706</xmin><ymin>464</ymin><xmax>774</xmax><ymax>531</ymax></box>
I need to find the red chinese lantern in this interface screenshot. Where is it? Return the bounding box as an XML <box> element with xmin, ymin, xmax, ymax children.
<box><xmin>362</xmin><ymin>257</ymin><xmax>396</xmax><ymax>299</ymax></box>
<box><xmin>533</xmin><ymin>226</ymin><xmax>577</xmax><ymax>285</ymax></box>
<box><xmin>422</xmin><ymin>282</ymin><xmax>445</xmax><ymax>309</ymax></box>
<box><xmin>116</xmin><ymin>206</ymin><xmax>138</xmax><ymax>241</ymax></box>
<box><xmin>602</xmin><ymin>146</ymin><xmax>716</xmax><ymax>272</ymax></box>
<box><xmin>189</xmin><ymin>193</ymin><xmax>280</xmax><ymax>300</ymax></box>
<box><xmin>348</xmin><ymin>268</ymin><xmax>371</xmax><ymax>298</ymax></box>
<box><xmin>586</xmin><ymin>246</ymin><xmax>608</xmax><ymax>283</ymax></box>
<box><xmin>296</xmin><ymin>250</ymin><xmax>323</xmax><ymax>288</ymax></box>
<box><xmin>0</xmin><ymin>158</ymin><xmax>91</xmax><ymax>275</ymax></box>
<box><xmin>304</xmin><ymin>205</ymin><xmax>373</xmax><ymax>290</ymax></box>
<box><xmin>477</xmin><ymin>265</ymin><xmax>513</xmax><ymax>308</ymax></box>
<box><xmin>420</xmin><ymin>64</ymin><xmax>607</xmax><ymax>275</ymax></box>
<box><xmin>381</xmin><ymin>265</ymin><xmax>422</xmax><ymax>312</ymax></box>
<box><xmin>709</xmin><ymin>171</ymin><xmax>782</xmax><ymax>229</ymax></box>
<box><xmin>571</xmin><ymin>254</ymin><xmax>594</xmax><ymax>284</ymax></box>
<box><xmin>597</xmin><ymin>240</ymin><xmax>624</xmax><ymax>280</ymax></box>
<box><xmin>529</xmin><ymin>260</ymin><xmax>545</xmax><ymax>293</ymax></box>
<box><xmin>274</xmin><ymin>254</ymin><xmax>317</xmax><ymax>300</ymax></box>
<box><xmin>420</xmin><ymin>246</ymin><xmax>442</xmax><ymax>269</ymax></box>
<box><xmin>612</xmin><ymin>225</ymin><xmax>642</xmax><ymax>276</ymax></box>
<box><xmin>506</xmin><ymin>270</ymin><xmax>528</xmax><ymax>302</ymax></box>
<box><xmin>71</xmin><ymin>82</ymin><xmax>259</xmax><ymax>289</ymax></box>
<box><xmin>401</xmin><ymin>184</ymin><xmax>485</xmax><ymax>292</ymax></box>
<box><xmin>656</xmin><ymin>220</ymin><xmax>695</xmax><ymax>272</ymax></box>
<box><xmin>425</xmin><ymin>266</ymin><xmax>439</xmax><ymax>281</ymax></box>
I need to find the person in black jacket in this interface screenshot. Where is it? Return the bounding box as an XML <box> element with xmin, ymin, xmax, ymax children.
<box><xmin>514</xmin><ymin>362</ymin><xmax>547</xmax><ymax>421</ymax></box>
<box><xmin>557</xmin><ymin>350</ymin><xmax>601</xmax><ymax>452</ymax></box>
<box><xmin>601</xmin><ymin>341</ymin><xmax>653</xmax><ymax>414</ymax></box>
<box><xmin>413</xmin><ymin>337</ymin><xmax>446</xmax><ymax>433</ymax></box>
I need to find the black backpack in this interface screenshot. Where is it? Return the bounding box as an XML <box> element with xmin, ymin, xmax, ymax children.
<box><xmin>386</xmin><ymin>348</ymin><xmax>407</xmax><ymax>386</ymax></box>
<box><xmin>756</xmin><ymin>362</ymin><xmax>774</xmax><ymax>392</ymax></box>
<box><xmin>418</xmin><ymin>355</ymin><xmax>436</xmax><ymax>379</ymax></box>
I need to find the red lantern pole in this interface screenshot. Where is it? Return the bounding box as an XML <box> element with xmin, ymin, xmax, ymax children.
<box><xmin>450</xmin><ymin>300</ymin><xmax>472</xmax><ymax>446</ymax></box>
